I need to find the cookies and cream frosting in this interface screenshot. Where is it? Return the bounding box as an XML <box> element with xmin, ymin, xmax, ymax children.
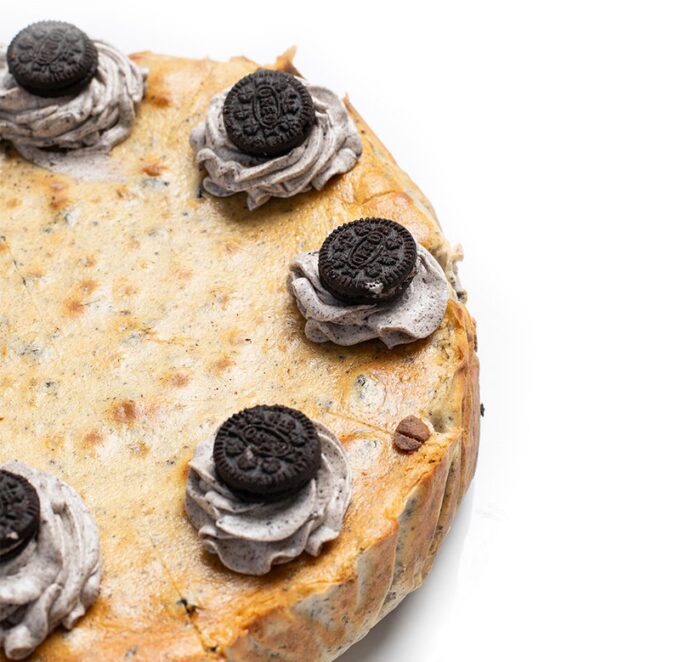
<box><xmin>288</xmin><ymin>244</ymin><xmax>451</xmax><ymax>348</ymax></box>
<box><xmin>190</xmin><ymin>79</ymin><xmax>362</xmax><ymax>210</ymax></box>
<box><xmin>0</xmin><ymin>461</ymin><xmax>101</xmax><ymax>660</ymax></box>
<box><xmin>0</xmin><ymin>40</ymin><xmax>145</xmax><ymax>162</ymax></box>
<box><xmin>185</xmin><ymin>421</ymin><xmax>351</xmax><ymax>576</ymax></box>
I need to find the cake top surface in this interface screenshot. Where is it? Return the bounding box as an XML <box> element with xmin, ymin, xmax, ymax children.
<box><xmin>0</xmin><ymin>49</ymin><xmax>473</xmax><ymax>659</ymax></box>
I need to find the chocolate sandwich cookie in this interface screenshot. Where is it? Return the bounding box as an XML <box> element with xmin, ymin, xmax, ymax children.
<box><xmin>213</xmin><ymin>405</ymin><xmax>321</xmax><ymax>502</ymax></box>
<box><xmin>0</xmin><ymin>470</ymin><xmax>40</xmax><ymax>563</ymax></box>
<box><xmin>7</xmin><ymin>21</ymin><xmax>99</xmax><ymax>98</ymax></box>
<box><xmin>318</xmin><ymin>218</ymin><xmax>419</xmax><ymax>304</ymax></box>
<box><xmin>223</xmin><ymin>70</ymin><xmax>315</xmax><ymax>158</ymax></box>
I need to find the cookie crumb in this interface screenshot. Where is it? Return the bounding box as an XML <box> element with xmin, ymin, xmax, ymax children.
<box><xmin>393</xmin><ymin>416</ymin><xmax>431</xmax><ymax>452</ymax></box>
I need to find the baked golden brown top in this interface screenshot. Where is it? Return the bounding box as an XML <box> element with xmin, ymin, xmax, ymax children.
<box><xmin>0</xmin><ymin>50</ymin><xmax>478</xmax><ymax>660</ymax></box>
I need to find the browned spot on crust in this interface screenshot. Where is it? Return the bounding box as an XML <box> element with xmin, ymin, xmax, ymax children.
<box><xmin>222</xmin><ymin>328</ymin><xmax>247</xmax><ymax>345</ymax></box>
<box><xmin>0</xmin><ymin>242</ymin><xmax>7</xmax><ymax>253</ymax></box>
<box><xmin>78</xmin><ymin>279</ymin><xmax>98</xmax><ymax>295</ymax></box>
<box><xmin>222</xmin><ymin>239</ymin><xmax>242</xmax><ymax>254</ymax></box>
<box><xmin>63</xmin><ymin>297</ymin><xmax>85</xmax><ymax>316</ymax></box>
<box><xmin>149</xmin><ymin>91</ymin><xmax>172</xmax><ymax>107</ymax></box>
<box><xmin>142</xmin><ymin>161</ymin><xmax>166</xmax><ymax>177</ymax></box>
<box><xmin>211</xmin><ymin>355</ymin><xmax>234</xmax><ymax>373</ymax></box>
<box><xmin>109</xmin><ymin>400</ymin><xmax>138</xmax><ymax>426</ymax></box>
<box><xmin>43</xmin><ymin>434</ymin><xmax>64</xmax><ymax>451</ymax></box>
<box><xmin>163</xmin><ymin>372</ymin><xmax>190</xmax><ymax>388</ymax></box>
<box><xmin>116</xmin><ymin>186</ymin><xmax>130</xmax><ymax>200</ymax></box>
<box><xmin>50</xmin><ymin>195</ymin><xmax>71</xmax><ymax>211</ymax></box>
<box><xmin>5</xmin><ymin>198</ymin><xmax>21</xmax><ymax>209</ymax></box>
<box><xmin>108</xmin><ymin>315</ymin><xmax>146</xmax><ymax>341</ymax></box>
<box><xmin>25</xmin><ymin>266</ymin><xmax>44</xmax><ymax>279</ymax></box>
<box><xmin>129</xmin><ymin>439</ymin><xmax>150</xmax><ymax>456</ymax></box>
<box><xmin>143</xmin><ymin>401</ymin><xmax>163</xmax><ymax>420</ymax></box>
<box><xmin>81</xmin><ymin>255</ymin><xmax>97</xmax><ymax>268</ymax></box>
<box><xmin>106</xmin><ymin>351</ymin><xmax>123</xmax><ymax>369</ymax></box>
<box><xmin>145</xmin><ymin>68</ymin><xmax>173</xmax><ymax>108</ymax></box>
<box><xmin>48</xmin><ymin>181</ymin><xmax>71</xmax><ymax>210</ymax></box>
<box><xmin>83</xmin><ymin>430</ymin><xmax>103</xmax><ymax>447</ymax></box>
<box><xmin>114</xmin><ymin>277</ymin><xmax>139</xmax><ymax>299</ymax></box>
<box><xmin>210</xmin><ymin>288</ymin><xmax>231</xmax><ymax>308</ymax></box>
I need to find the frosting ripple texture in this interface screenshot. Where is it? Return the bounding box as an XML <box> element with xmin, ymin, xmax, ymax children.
<box><xmin>190</xmin><ymin>78</ymin><xmax>362</xmax><ymax>210</ymax></box>
<box><xmin>288</xmin><ymin>244</ymin><xmax>451</xmax><ymax>348</ymax></box>
<box><xmin>185</xmin><ymin>422</ymin><xmax>351</xmax><ymax>576</ymax></box>
<box><xmin>0</xmin><ymin>461</ymin><xmax>101</xmax><ymax>660</ymax></box>
<box><xmin>0</xmin><ymin>40</ymin><xmax>145</xmax><ymax>160</ymax></box>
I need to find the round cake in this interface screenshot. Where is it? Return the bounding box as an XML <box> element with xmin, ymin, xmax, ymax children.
<box><xmin>0</xmin><ymin>47</ymin><xmax>480</xmax><ymax>660</ymax></box>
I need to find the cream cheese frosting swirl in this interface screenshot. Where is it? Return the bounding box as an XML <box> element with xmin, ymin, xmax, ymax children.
<box><xmin>288</xmin><ymin>244</ymin><xmax>451</xmax><ymax>348</ymax></box>
<box><xmin>0</xmin><ymin>40</ymin><xmax>145</xmax><ymax>163</ymax></box>
<box><xmin>185</xmin><ymin>421</ymin><xmax>351</xmax><ymax>576</ymax></box>
<box><xmin>190</xmin><ymin>79</ymin><xmax>362</xmax><ymax>210</ymax></box>
<box><xmin>0</xmin><ymin>461</ymin><xmax>101</xmax><ymax>660</ymax></box>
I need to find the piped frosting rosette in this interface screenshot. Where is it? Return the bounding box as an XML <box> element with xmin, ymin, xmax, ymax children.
<box><xmin>185</xmin><ymin>421</ymin><xmax>351</xmax><ymax>576</ymax></box>
<box><xmin>288</xmin><ymin>244</ymin><xmax>451</xmax><ymax>348</ymax></box>
<box><xmin>0</xmin><ymin>40</ymin><xmax>145</xmax><ymax>161</ymax></box>
<box><xmin>190</xmin><ymin>79</ymin><xmax>362</xmax><ymax>210</ymax></box>
<box><xmin>0</xmin><ymin>461</ymin><xmax>101</xmax><ymax>660</ymax></box>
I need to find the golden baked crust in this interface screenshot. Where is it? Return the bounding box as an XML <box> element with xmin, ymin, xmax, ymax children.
<box><xmin>0</xmin><ymin>49</ymin><xmax>479</xmax><ymax>661</ymax></box>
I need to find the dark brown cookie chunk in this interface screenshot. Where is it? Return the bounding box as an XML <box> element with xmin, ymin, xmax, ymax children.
<box><xmin>0</xmin><ymin>470</ymin><xmax>40</xmax><ymax>563</ymax></box>
<box><xmin>223</xmin><ymin>70</ymin><xmax>315</xmax><ymax>157</ymax></box>
<box><xmin>213</xmin><ymin>405</ymin><xmax>321</xmax><ymax>502</ymax></box>
<box><xmin>7</xmin><ymin>21</ymin><xmax>98</xmax><ymax>98</ymax></box>
<box><xmin>318</xmin><ymin>218</ymin><xmax>419</xmax><ymax>304</ymax></box>
<box><xmin>393</xmin><ymin>416</ymin><xmax>431</xmax><ymax>452</ymax></box>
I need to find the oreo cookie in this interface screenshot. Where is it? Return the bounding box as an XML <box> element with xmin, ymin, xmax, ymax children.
<box><xmin>318</xmin><ymin>218</ymin><xmax>418</xmax><ymax>304</ymax></box>
<box><xmin>213</xmin><ymin>405</ymin><xmax>321</xmax><ymax>502</ymax></box>
<box><xmin>223</xmin><ymin>70</ymin><xmax>315</xmax><ymax>158</ymax></box>
<box><xmin>0</xmin><ymin>470</ymin><xmax>40</xmax><ymax>563</ymax></box>
<box><xmin>7</xmin><ymin>21</ymin><xmax>99</xmax><ymax>98</ymax></box>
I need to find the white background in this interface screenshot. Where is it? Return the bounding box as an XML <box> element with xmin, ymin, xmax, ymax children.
<box><xmin>4</xmin><ymin>1</ymin><xmax>680</xmax><ymax>660</ymax></box>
